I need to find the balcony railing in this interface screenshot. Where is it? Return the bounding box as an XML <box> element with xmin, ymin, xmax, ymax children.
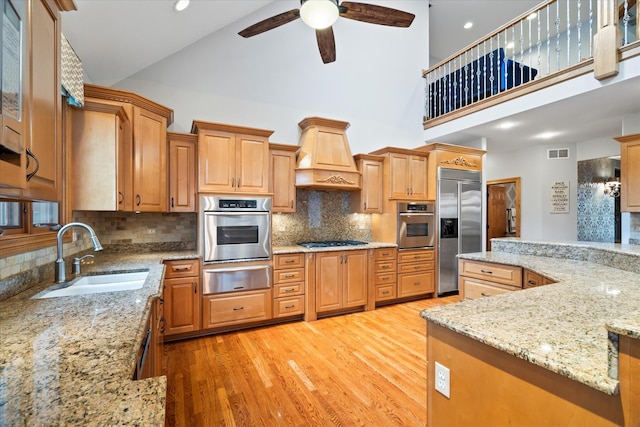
<box><xmin>423</xmin><ymin>0</ymin><xmax>639</xmax><ymax>127</ymax></box>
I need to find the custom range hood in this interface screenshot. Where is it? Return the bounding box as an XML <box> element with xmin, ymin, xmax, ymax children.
<box><xmin>295</xmin><ymin>117</ymin><xmax>360</xmax><ymax>191</ymax></box>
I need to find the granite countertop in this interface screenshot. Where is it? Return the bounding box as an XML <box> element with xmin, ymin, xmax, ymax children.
<box><xmin>421</xmin><ymin>240</ymin><xmax>640</xmax><ymax>396</ymax></box>
<box><xmin>273</xmin><ymin>242</ymin><xmax>398</xmax><ymax>254</ymax></box>
<box><xmin>0</xmin><ymin>250</ymin><xmax>197</xmax><ymax>426</ymax></box>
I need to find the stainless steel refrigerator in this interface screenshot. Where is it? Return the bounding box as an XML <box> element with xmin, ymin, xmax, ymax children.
<box><xmin>437</xmin><ymin>168</ymin><xmax>482</xmax><ymax>295</ymax></box>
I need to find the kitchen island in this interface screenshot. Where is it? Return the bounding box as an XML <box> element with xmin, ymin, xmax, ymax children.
<box><xmin>0</xmin><ymin>250</ymin><xmax>197</xmax><ymax>426</ymax></box>
<box><xmin>421</xmin><ymin>239</ymin><xmax>640</xmax><ymax>426</ymax></box>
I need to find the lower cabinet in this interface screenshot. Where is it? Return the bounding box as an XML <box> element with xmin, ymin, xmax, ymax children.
<box><xmin>163</xmin><ymin>259</ymin><xmax>200</xmax><ymax>337</ymax></box>
<box><xmin>523</xmin><ymin>269</ymin><xmax>555</xmax><ymax>289</ymax></box>
<box><xmin>459</xmin><ymin>259</ymin><xmax>522</xmax><ymax>300</ymax></box>
<box><xmin>273</xmin><ymin>253</ymin><xmax>306</xmax><ymax>318</ymax></box>
<box><xmin>397</xmin><ymin>249</ymin><xmax>435</xmax><ymax>298</ymax></box>
<box><xmin>372</xmin><ymin>247</ymin><xmax>398</xmax><ymax>304</ymax></box>
<box><xmin>135</xmin><ymin>295</ymin><xmax>163</xmax><ymax>379</ymax></box>
<box><xmin>316</xmin><ymin>250</ymin><xmax>367</xmax><ymax>314</ymax></box>
<box><xmin>202</xmin><ymin>289</ymin><xmax>272</xmax><ymax>329</ymax></box>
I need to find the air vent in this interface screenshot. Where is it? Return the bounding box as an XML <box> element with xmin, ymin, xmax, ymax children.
<box><xmin>547</xmin><ymin>148</ymin><xmax>569</xmax><ymax>159</ymax></box>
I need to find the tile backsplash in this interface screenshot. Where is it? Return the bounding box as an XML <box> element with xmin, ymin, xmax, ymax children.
<box><xmin>272</xmin><ymin>190</ymin><xmax>372</xmax><ymax>246</ymax></box>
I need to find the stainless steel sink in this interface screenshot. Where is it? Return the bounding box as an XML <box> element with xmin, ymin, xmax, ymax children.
<box><xmin>32</xmin><ymin>271</ymin><xmax>149</xmax><ymax>299</ymax></box>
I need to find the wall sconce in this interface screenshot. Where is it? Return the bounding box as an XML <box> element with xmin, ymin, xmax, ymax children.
<box><xmin>604</xmin><ymin>177</ymin><xmax>621</xmax><ymax>198</ymax></box>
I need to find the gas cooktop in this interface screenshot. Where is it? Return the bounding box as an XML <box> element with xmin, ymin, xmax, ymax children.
<box><xmin>298</xmin><ymin>240</ymin><xmax>368</xmax><ymax>248</ymax></box>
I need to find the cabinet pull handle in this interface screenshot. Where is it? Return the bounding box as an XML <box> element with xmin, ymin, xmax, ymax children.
<box><xmin>382</xmin><ymin>291</ymin><xmax>389</xmax><ymax>295</ymax></box>
<box><xmin>364</xmin><ymin>202</ymin><xmax>367</xmax><ymax>210</ymax></box>
<box><xmin>25</xmin><ymin>148</ymin><xmax>40</xmax><ymax>182</ymax></box>
<box><xmin>233</xmin><ymin>306</ymin><xmax>244</xmax><ymax>311</ymax></box>
<box><xmin>414</xmin><ymin>265</ymin><xmax>421</xmax><ymax>269</ymax></box>
<box><xmin>481</xmin><ymin>292</ymin><xmax>492</xmax><ymax>297</ymax></box>
<box><xmin>173</xmin><ymin>266</ymin><xmax>190</xmax><ymax>271</ymax></box>
<box><xmin>159</xmin><ymin>317</ymin><xmax>166</xmax><ymax>334</ymax></box>
<box><xmin>193</xmin><ymin>283</ymin><xmax>197</xmax><ymax>293</ymax></box>
<box><xmin>171</xmin><ymin>197</ymin><xmax>174</xmax><ymax>208</ymax></box>
<box><xmin>233</xmin><ymin>286</ymin><xmax>246</xmax><ymax>290</ymax></box>
<box><xmin>237</xmin><ymin>178</ymin><xmax>241</xmax><ymax>187</ymax></box>
<box><xmin>284</xmin><ymin>274</ymin><xmax>295</xmax><ymax>278</ymax></box>
<box><xmin>284</xmin><ymin>288</ymin><xmax>295</xmax><ymax>293</ymax></box>
<box><xmin>480</xmin><ymin>269</ymin><xmax>493</xmax><ymax>274</ymax></box>
<box><xmin>382</xmin><ymin>265</ymin><xmax>389</xmax><ymax>269</ymax></box>
<box><xmin>382</xmin><ymin>277</ymin><xmax>389</xmax><ymax>281</ymax></box>
<box><xmin>285</xmin><ymin>305</ymin><xmax>295</xmax><ymax>309</ymax></box>
<box><xmin>118</xmin><ymin>191</ymin><xmax>124</xmax><ymax>204</ymax></box>
<box><xmin>528</xmin><ymin>280</ymin><xmax>537</xmax><ymax>286</ymax></box>
<box><xmin>291</xmin><ymin>200</ymin><xmax>294</xmax><ymax>209</ymax></box>
<box><xmin>231</xmin><ymin>177</ymin><xmax>235</xmax><ymax>187</ymax></box>
<box><xmin>285</xmin><ymin>259</ymin><xmax>295</xmax><ymax>264</ymax></box>
<box><xmin>136</xmin><ymin>195</ymin><xmax>141</xmax><ymax>206</ymax></box>
<box><xmin>414</xmin><ymin>281</ymin><xmax>421</xmax><ymax>286</ymax></box>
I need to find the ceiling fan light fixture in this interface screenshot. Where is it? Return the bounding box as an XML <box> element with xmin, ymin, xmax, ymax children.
<box><xmin>173</xmin><ymin>0</ymin><xmax>189</xmax><ymax>12</ymax></box>
<box><xmin>300</xmin><ymin>0</ymin><xmax>339</xmax><ymax>30</ymax></box>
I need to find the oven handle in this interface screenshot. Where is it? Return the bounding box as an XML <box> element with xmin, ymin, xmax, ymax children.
<box><xmin>204</xmin><ymin>211</ymin><xmax>270</xmax><ymax>216</ymax></box>
<box><xmin>399</xmin><ymin>212</ymin><xmax>434</xmax><ymax>217</ymax></box>
<box><xmin>203</xmin><ymin>265</ymin><xmax>271</xmax><ymax>274</ymax></box>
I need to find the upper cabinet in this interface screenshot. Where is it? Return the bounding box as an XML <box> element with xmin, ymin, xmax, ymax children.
<box><xmin>351</xmin><ymin>154</ymin><xmax>383</xmax><ymax>213</ymax></box>
<box><xmin>191</xmin><ymin>121</ymin><xmax>273</xmax><ymax>194</ymax></box>
<box><xmin>616</xmin><ymin>133</ymin><xmax>640</xmax><ymax>212</ymax></box>
<box><xmin>70</xmin><ymin>84</ymin><xmax>173</xmax><ymax>212</ymax></box>
<box><xmin>370</xmin><ymin>147</ymin><xmax>428</xmax><ymax>200</ymax></box>
<box><xmin>417</xmin><ymin>143</ymin><xmax>485</xmax><ymax>200</ymax></box>
<box><xmin>168</xmin><ymin>132</ymin><xmax>197</xmax><ymax>212</ymax></box>
<box><xmin>0</xmin><ymin>0</ymin><xmax>68</xmax><ymax>200</ymax></box>
<box><xmin>269</xmin><ymin>143</ymin><xmax>297</xmax><ymax>213</ymax></box>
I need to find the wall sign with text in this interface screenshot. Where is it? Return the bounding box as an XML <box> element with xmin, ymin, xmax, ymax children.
<box><xmin>550</xmin><ymin>180</ymin><xmax>570</xmax><ymax>213</ymax></box>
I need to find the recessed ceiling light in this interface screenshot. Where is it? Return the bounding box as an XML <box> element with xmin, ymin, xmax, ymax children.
<box><xmin>497</xmin><ymin>121</ymin><xmax>517</xmax><ymax>130</ymax></box>
<box><xmin>174</xmin><ymin>0</ymin><xmax>189</xmax><ymax>12</ymax></box>
<box><xmin>463</xmin><ymin>22</ymin><xmax>473</xmax><ymax>29</ymax></box>
<box><xmin>535</xmin><ymin>131</ymin><xmax>560</xmax><ymax>140</ymax></box>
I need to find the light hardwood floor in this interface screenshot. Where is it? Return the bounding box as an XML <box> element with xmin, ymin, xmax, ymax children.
<box><xmin>164</xmin><ymin>296</ymin><xmax>458</xmax><ymax>426</ymax></box>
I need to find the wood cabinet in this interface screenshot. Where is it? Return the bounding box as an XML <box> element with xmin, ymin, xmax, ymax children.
<box><xmin>417</xmin><ymin>142</ymin><xmax>486</xmax><ymax>200</ymax></box>
<box><xmin>397</xmin><ymin>248</ymin><xmax>435</xmax><ymax>297</ymax></box>
<box><xmin>369</xmin><ymin>147</ymin><xmax>428</xmax><ymax>200</ymax></box>
<box><xmin>269</xmin><ymin>143</ymin><xmax>297</xmax><ymax>213</ymax></box>
<box><xmin>351</xmin><ymin>154</ymin><xmax>383</xmax><ymax>213</ymax></box>
<box><xmin>192</xmin><ymin>121</ymin><xmax>273</xmax><ymax>194</ymax></box>
<box><xmin>168</xmin><ymin>132</ymin><xmax>196</xmax><ymax>212</ymax></box>
<box><xmin>459</xmin><ymin>259</ymin><xmax>522</xmax><ymax>300</ymax></box>
<box><xmin>523</xmin><ymin>269</ymin><xmax>555</xmax><ymax>289</ymax></box>
<box><xmin>273</xmin><ymin>253</ymin><xmax>305</xmax><ymax>318</ymax></box>
<box><xmin>71</xmin><ymin>85</ymin><xmax>172</xmax><ymax>212</ymax></box>
<box><xmin>163</xmin><ymin>259</ymin><xmax>200</xmax><ymax>337</ymax></box>
<box><xmin>202</xmin><ymin>289</ymin><xmax>272</xmax><ymax>329</ymax></box>
<box><xmin>616</xmin><ymin>134</ymin><xmax>640</xmax><ymax>212</ymax></box>
<box><xmin>316</xmin><ymin>250</ymin><xmax>367</xmax><ymax>314</ymax></box>
<box><xmin>370</xmin><ymin>247</ymin><xmax>397</xmax><ymax>304</ymax></box>
<box><xmin>136</xmin><ymin>295</ymin><xmax>163</xmax><ymax>379</ymax></box>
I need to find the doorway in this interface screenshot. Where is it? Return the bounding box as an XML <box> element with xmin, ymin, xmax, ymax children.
<box><xmin>486</xmin><ymin>177</ymin><xmax>521</xmax><ymax>251</ymax></box>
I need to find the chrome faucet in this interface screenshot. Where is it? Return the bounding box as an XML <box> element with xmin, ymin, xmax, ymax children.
<box><xmin>55</xmin><ymin>222</ymin><xmax>103</xmax><ymax>283</ymax></box>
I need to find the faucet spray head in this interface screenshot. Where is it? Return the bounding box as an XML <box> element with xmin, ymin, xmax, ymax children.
<box><xmin>91</xmin><ymin>235</ymin><xmax>103</xmax><ymax>252</ymax></box>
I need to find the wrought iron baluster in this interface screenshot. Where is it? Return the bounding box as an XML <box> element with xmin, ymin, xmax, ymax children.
<box><xmin>547</xmin><ymin>4</ymin><xmax>551</xmax><ymax>74</ymax></box>
<box><xmin>556</xmin><ymin>0</ymin><xmax>561</xmax><ymax>71</ymax></box>
<box><xmin>589</xmin><ymin>0</ymin><xmax>593</xmax><ymax>56</ymax></box>
<box><xmin>464</xmin><ymin>50</ymin><xmax>469</xmax><ymax>107</ymax></box>
<box><xmin>622</xmin><ymin>0</ymin><xmax>631</xmax><ymax>45</ymax></box>
<box><xmin>537</xmin><ymin>9</ymin><xmax>542</xmax><ymax>71</ymax></box>
<box><xmin>489</xmin><ymin>38</ymin><xmax>494</xmax><ymax>97</ymax></box>
<box><xmin>577</xmin><ymin>0</ymin><xmax>582</xmax><ymax>63</ymax></box>
<box><xmin>567</xmin><ymin>0</ymin><xmax>571</xmax><ymax>67</ymax></box>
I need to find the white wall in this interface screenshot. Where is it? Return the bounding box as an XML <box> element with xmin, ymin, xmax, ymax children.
<box><xmin>485</xmin><ymin>142</ymin><xmax>577</xmax><ymax>240</ymax></box>
<box><xmin>576</xmin><ymin>137</ymin><xmax>620</xmax><ymax>161</ymax></box>
<box><xmin>114</xmin><ymin>1</ymin><xmax>430</xmax><ymax>155</ymax></box>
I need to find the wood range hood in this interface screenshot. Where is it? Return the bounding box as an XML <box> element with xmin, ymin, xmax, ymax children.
<box><xmin>295</xmin><ymin>117</ymin><xmax>361</xmax><ymax>191</ymax></box>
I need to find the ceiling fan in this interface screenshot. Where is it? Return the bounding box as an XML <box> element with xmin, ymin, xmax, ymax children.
<box><xmin>238</xmin><ymin>0</ymin><xmax>415</xmax><ymax>64</ymax></box>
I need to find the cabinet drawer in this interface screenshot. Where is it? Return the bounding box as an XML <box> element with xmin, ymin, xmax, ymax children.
<box><xmin>274</xmin><ymin>295</ymin><xmax>305</xmax><ymax>318</ymax></box>
<box><xmin>398</xmin><ymin>250</ymin><xmax>434</xmax><ymax>264</ymax></box>
<box><xmin>273</xmin><ymin>282</ymin><xmax>304</xmax><ymax>297</ymax></box>
<box><xmin>523</xmin><ymin>269</ymin><xmax>554</xmax><ymax>289</ymax></box>
<box><xmin>164</xmin><ymin>259</ymin><xmax>200</xmax><ymax>279</ymax></box>
<box><xmin>375</xmin><ymin>260</ymin><xmax>396</xmax><ymax>272</ymax></box>
<box><xmin>374</xmin><ymin>248</ymin><xmax>397</xmax><ymax>261</ymax></box>
<box><xmin>398</xmin><ymin>261</ymin><xmax>434</xmax><ymax>274</ymax></box>
<box><xmin>459</xmin><ymin>259</ymin><xmax>522</xmax><ymax>287</ymax></box>
<box><xmin>461</xmin><ymin>276</ymin><xmax>517</xmax><ymax>300</ymax></box>
<box><xmin>274</xmin><ymin>268</ymin><xmax>305</xmax><ymax>284</ymax></box>
<box><xmin>274</xmin><ymin>253</ymin><xmax>304</xmax><ymax>269</ymax></box>
<box><xmin>375</xmin><ymin>284</ymin><xmax>397</xmax><ymax>302</ymax></box>
<box><xmin>398</xmin><ymin>271</ymin><xmax>435</xmax><ymax>297</ymax></box>
<box><xmin>374</xmin><ymin>272</ymin><xmax>396</xmax><ymax>285</ymax></box>
<box><xmin>202</xmin><ymin>290</ymin><xmax>271</xmax><ymax>328</ymax></box>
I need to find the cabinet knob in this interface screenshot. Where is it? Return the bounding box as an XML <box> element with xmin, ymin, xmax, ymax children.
<box><xmin>528</xmin><ymin>280</ymin><xmax>537</xmax><ymax>286</ymax></box>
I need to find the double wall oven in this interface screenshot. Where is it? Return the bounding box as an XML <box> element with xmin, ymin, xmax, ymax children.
<box><xmin>397</xmin><ymin>202</ymin><xmax>435</xmax><ymax>249</ymax></box>
<box><xmin>201</xmin><ymin>196</ymin><xmax>272</xmax><ymax>297</ymax></box>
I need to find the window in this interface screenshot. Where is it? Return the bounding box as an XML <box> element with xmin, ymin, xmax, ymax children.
<box><xmin>0</xmin><ymin>199</ymin><xmax>61</xmax><ymax>256</ymax></box>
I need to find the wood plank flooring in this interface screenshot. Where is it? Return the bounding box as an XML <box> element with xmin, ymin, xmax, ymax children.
<box><xmin>164</xmin><ymin>296</ymin><xmax>458</xmax><ymax>427</ymax></box>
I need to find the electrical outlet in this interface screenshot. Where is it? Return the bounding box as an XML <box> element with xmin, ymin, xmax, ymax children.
<box><xmin>435</xmin><ymin>361</ymin><xmax>450</xmax><ymax>398</ymax></box>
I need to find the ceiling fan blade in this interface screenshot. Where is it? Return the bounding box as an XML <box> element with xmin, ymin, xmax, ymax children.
<box><xmin>238</xmin><ymin>9</ymin><xmax>300</xmax><ymax>38</ymax></box>
<box><xmin>339</xmin><ymin>2</ymin><xmax>415</xmax><ymax>27</ymax></box>
<box><xmin>316</xmin><ymin>27</ymin><xmax>336</xmax><ymax>64</ymax></box>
